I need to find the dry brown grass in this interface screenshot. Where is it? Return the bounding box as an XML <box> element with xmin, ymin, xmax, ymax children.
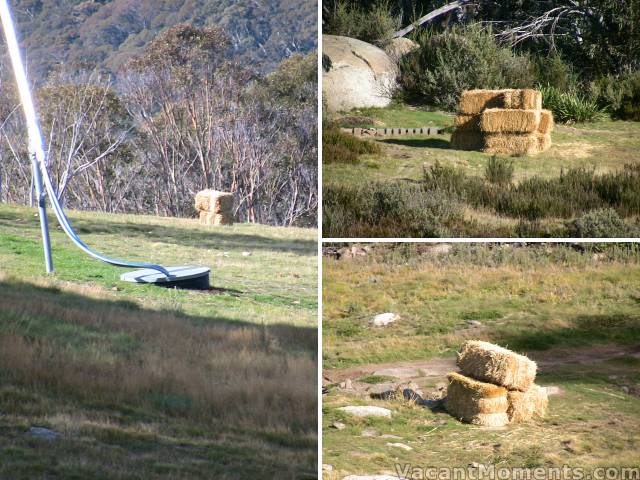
<box><xmin>0</xmin><ymin>275</ymin><xmax>317</xmax><ymax>432</ymax></box>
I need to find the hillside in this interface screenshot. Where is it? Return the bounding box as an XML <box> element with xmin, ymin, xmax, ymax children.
<box><xmin>323</xmin><ymin>243</ymin><xmax>640</xmax><ymax>477</ymax></box>
<box><xmin>9</xmin><ymin>0</ymin><xmax>317</xmax><ymax>81</ymax></box>
<box><xmin>0</xmin><ymin>203</ymin><xmax>317</xmax><ymax>478</ymax></box>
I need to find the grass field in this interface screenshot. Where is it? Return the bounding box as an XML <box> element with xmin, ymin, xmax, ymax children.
<box><xmin>0</xmin><ymin>203</ymin><xmax>317</xmax><ymax>479</ymax></box>
<box><xmin>322</xmin><ymin>243</ymin><xmax>640</xmax><ymax>478</ymax></box>
<box><xmin>324</xmin><ymin>105</ymin><xmax>640</xmax><ymax>237</ymax></box>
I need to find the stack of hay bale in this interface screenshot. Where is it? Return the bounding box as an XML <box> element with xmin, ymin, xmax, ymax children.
<box><xmin>451</xmin><ymin>89</ymin><xmax>554</xmax><ymax>156</ymax></box>
<box><xmin>445</xmin><ymin>340</ymin><xmax>548</xmax><ymax>427</ymax></box>
<box><xmin>195</xmin><ymin>190</ymin><xmax>234</xmax><ymax>226</ymax></box>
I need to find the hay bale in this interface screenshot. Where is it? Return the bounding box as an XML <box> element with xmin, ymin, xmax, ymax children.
<box><xmin>450</xmin><ymin>131</ymin><xmax>485</xmax><ymax>151</ymax></box>
<box><xmin>483</xmin><ymin>133</ymin><xmax>540</xmax><ymax>156</ymax></box>
<box><xmin>504</xmin><ymin>89</ymin><xmax>542</xmax><ymax>110</ymax></box>
<box><xmin>445</xmin><ymin>372</ymin><xmax>509</xmax><ymax>426</ymax></box>
<box><xmin>480</xmin><ymin>109</ymin><xmax>541</xmax><ymax>133</ymax></box>
<box><xmin>199</xmin><ymin>211</ymin><xmax>234</xmax><ymax>226</ymax></box>
<box><xmin>536</xmin><ymin>132</ymin><xmax>552</xmax><ymax>152</ymax></box>
<box><xmin>454</xmin><ymin>114</ymin><xmax>481</xmax><ymax>132</ymax></box>
<box><xmin>458</xmin><ymin>89</ymin><xmax>511</xmax><ymax>115</ymax></box>
<box><xmin>538</xmin><ymin>109</ymin><xmax>554</xmax><ymax>134</ymax></box>
<box><xmin>457</xmin><ymin>340</ymin><xmax>537</xmax><ymax>391</ymax></box>
<box><xmin>507</xmin><ymin>384</ymin><xmax>548</xmax><ymax>422</ymax></box>
<box><xmin>194</xmin><ymin>190</ymin><xmax>234</xmax><ymax>214</ymax></box>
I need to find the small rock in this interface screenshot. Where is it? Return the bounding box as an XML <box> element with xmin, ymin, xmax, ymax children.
<box><xmin>337</xmin><ymin>406</ymin><xmax>392</xmax><ymax>418</ymax></box>
<box><xmin>621</xmin><ymin>386</ymin><xmax>630</xmax><ymax>394</ymax></box>
<box><xmin>372</xmin><ymin>313</ymin><xmax>400</xmax><ymax>327</ymax></box>
<box><xmin>468</xmin><ymin>320</ymin><xmax>483</xmax><ymax>328</ymax></box>
<box><xmin>111</xmin><ymin>286</ymin><xmax>120</xmax><ymax>291</ymax></box>
<box><xmin>361</xmin><ymin>428</ymin><xmax>378</xmax><ymax>437</ymax></box>
<box><xmin>27</xmin><ymin>427</ymin><xmax>60</xmax><ymax>441</ymax></box>
<box><xmin>322</xmin><ymin>464</ymin><xmax>333</xmax><ymax>471</ymax></box>
<box><xmin>331</xmin><ymin>421</ymin><xmax>346</xmax><ymax>430</ymax></box>
<box><xmin>386</xmin><ymin>442</ymin><xmax>412</xmax><ymax>451</ymax></box>
<box><xmin>242</xmin><ymin>251</ymin><xmax>252</xmax><ymax>257</ymax></box>
<box><xmin>469</xmin><ymin>463</ymin><xmax>482</xmax><ymax>469</ymax></box>
<box><xmin>380</xmin><ymin>434</ymin><xmax>402</xmax><ymax>439</ymax></box>
<box><xmin>340</xmin><ymin>378</ymin><xmax>353</xmax><ymax>390</ymax></box>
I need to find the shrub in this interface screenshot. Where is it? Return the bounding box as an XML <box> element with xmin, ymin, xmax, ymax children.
<box><xmin>589</xmin><ymin>71</ymin><xmax>640</xmax><ymax>120</ymax></box>
<box><xmin>568</xmin><ymin>209</ymin><xmax>629</xmax><ymax>238</ymax></box>
<box><xmin>322</xmin><ymin>125</ymin><xmax>381</xmax><ymax>164</ymax></box>
<box><xmin>399</xmin><ymin>24</ymin><xmax>535</xmax><ymax>110</ymax></box>
<box><xmin>540</xmin><ymin>85</ymin><xmax>606</xmax><ymax>123</ymax></box>
<box><xmin>323</xmin><ymin>181</ymin><xmax>464</xmax><ymax>237</ymax></box>
<box><xmin>323</xmin><ymin>0</ymin><xmax>401</xmax><ymax>47</ymax></box>
<box><xmin>534</xmin><ymin>55</ymin><xmax>577</xmax><ymax>92</ymax></box>
<box><xmin>485</xmin><ymin>157</ymin><xmax>514</xmax><ymax>185</ymax></box>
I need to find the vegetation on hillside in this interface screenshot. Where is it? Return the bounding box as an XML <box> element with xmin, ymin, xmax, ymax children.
<box><xmin>0</xmin><ymin>25</ymin><xmax>318</xmax><ymax>226</ymax></box>
<box><xmin>11</xmin><ymin>0</ymin><xmax>317</xmax><ymax>81</ymax></box>
<box><xmin>0</xmin><ymin>203</ymin><xmax>317</xmax><ymax>478</ymax></box>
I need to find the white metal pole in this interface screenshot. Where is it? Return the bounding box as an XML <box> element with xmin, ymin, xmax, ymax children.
<box><xmin>0</xmin><ymin>0</ymin><xmax>53</xmax><ymax>273</ymax></box>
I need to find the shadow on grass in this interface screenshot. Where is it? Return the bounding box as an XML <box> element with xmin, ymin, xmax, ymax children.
<box><xmin>0</xmin><ymin>277</ymin><xmax>317</xmax><ymax>354</ymax></box>
<box><xmin>380</xmin><ymin>138</ymin><xmax>451</xmax><ymax>149</ymax></box>
<box><xmin>0</xmin><ymin>208</ymin><xmax>316</xmax><ymax>256</ymax></box>
<box><xmin>499</xmin><ymin>313</ymin><xmax>640</xmax><ymax>354</ymax></box>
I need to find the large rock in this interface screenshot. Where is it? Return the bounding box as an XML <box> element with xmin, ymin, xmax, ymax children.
<box><xmin>384</xmin><ymin>37</ymin><xmax>419</xmax><ymax>60</ymax></box>
<box><xmin>323</xmin><ymin>35</ymin><xmax>398</xmax><ymax>112</ymax></box>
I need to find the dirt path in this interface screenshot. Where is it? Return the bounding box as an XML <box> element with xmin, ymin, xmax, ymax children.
<box><xmin>324</xmin><ymin>344</ymin><xmax>640</xmax><ymax>385</ymax></box>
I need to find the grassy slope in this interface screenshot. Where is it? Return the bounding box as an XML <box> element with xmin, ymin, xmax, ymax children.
<box><xmin>0</xmin><ymin>203</ymin><xmax>317</xmax><ymax>479</ymax></box>
<box><xmin>322</xmin><ymin>244</ymin><xmax>640</xmax><ymax>477</ymax></box>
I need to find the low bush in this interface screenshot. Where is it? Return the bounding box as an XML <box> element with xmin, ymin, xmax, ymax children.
<box><xmin>589</xmin><ymin>71</ymin><xmax>640</xmax><ymax>121</ymax></box>
<box><xmin>322</xmin><ymin>125</ymin><xmax>381</xmax><ymax>164</ymax></box>
<box><xmin>323</xmin><ymin>181</ymin><xmax>464</xmax><ymax>237</ymax></box>
<box><xmin>485</xmin><ymin>157</ymin><xmax>514</xmax><ymax>185</ymax></box>
<box><xmin>423</xmin><ymin>163</ymin><xmax>640</xmax><ymax>221</ymax></box>
<box><xmin>568</xmin><ymin>209</ymin><xmax>631</xmax><ymax>238</ymax></box>
<box><xmin>399</xmin><ymin>24</ymin><xmax>535</xmax><ymax>110</ymax></box>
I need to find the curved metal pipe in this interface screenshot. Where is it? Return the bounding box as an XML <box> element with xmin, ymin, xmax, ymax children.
<box><xmin>0</xmin><ymin>0</ymin><xmax>171</xmax><ymax>279</ymax></box>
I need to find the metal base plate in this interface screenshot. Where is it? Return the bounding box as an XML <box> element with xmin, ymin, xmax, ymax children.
<box><xmin>120</xmin><ymin>266</ymin><xmax>210</xmax><ymax>290</ymax></box>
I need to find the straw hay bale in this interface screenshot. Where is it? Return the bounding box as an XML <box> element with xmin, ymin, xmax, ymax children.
<box><xmin>454</xmin><ymin>114</ymin><xmax>481</xmax><ymax>132</ymax></box>
<box><xmin>458</xmin><ymin>89</ymin><xmax>511</xmax><ymax>115</ymax></box>
<box><xmin>199</xmin><ymin>211</ymin><xmax>234</xmax><ymax>226</ymax></box>
<box><xmin>507</xmin><ymin>384</ymin><xmax>548</xmax><ymax>422</ymax></box>
<box><xmin>450</xmin><ymin>131</ymin><xmax>485</xmax><ymax>151</ymax></box>
<box><xmin>445</xmin><ymin>372</ymin><xmax>509</xmax><ymax>426</ymax></box>
<box><xmin>195</xmin><ymin>190</ymin><xmax>234</xmax><ymax>213</ymax></box>
<box><xmin>483</xmin><ymin>133</ymin><xmax>540</xmax><ymax>156</ymax></box>
<box><xmin>538</xmin><ymin>109</ymin><xmax>554</xmax><ymax>134</ymax></box>
<box><xmin>457</xmin><ymin>340</ymin><xmax>537</xmax><ymax>391</ymax></box>
<box><xmin>504</xmin><ymin>89</ymin><xmax>542</xmax><ymax>110</ymax></box>
<box><xmin>480</xmin><ymin>109</ymin><xmax>541</xmax><ymax>133</ymax></box>
<box><xmin>536</xmin><ymin>133</ymin><xmax>552</xmax><ymax>152</ymax></box>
